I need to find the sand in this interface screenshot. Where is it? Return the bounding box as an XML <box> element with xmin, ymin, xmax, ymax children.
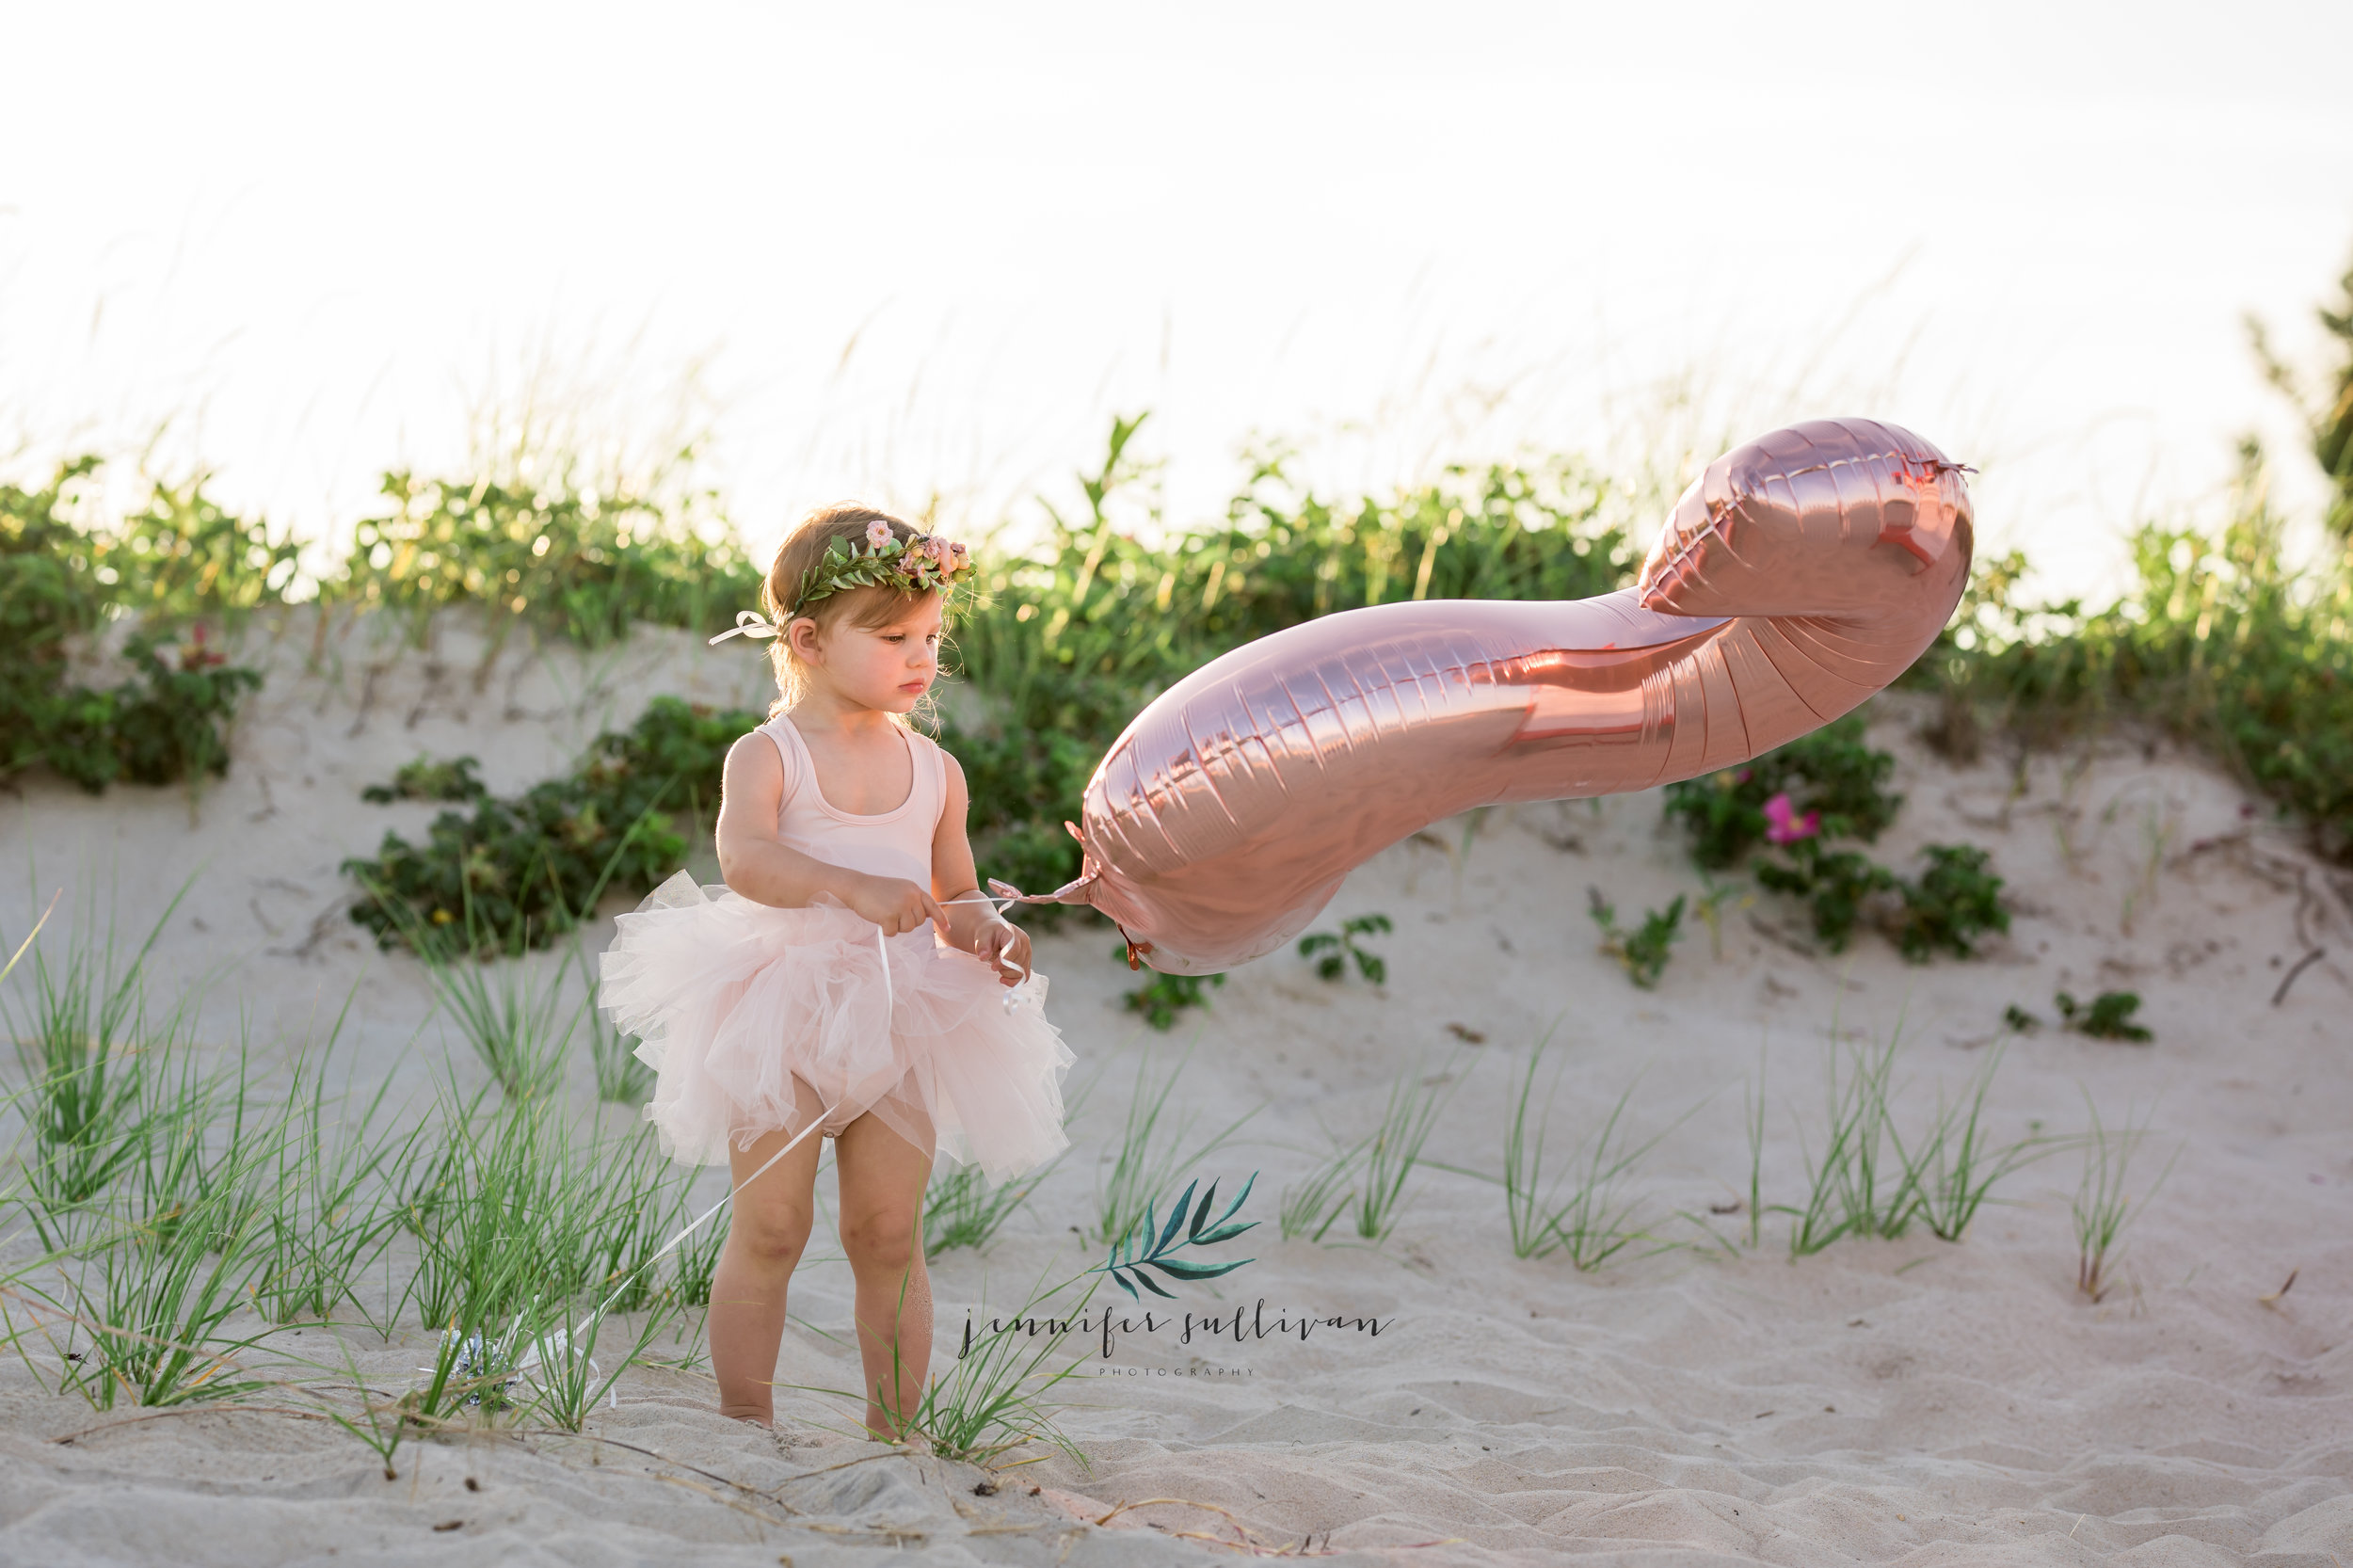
<box><xmin>0</xmin><ymin>605</ymin><xmax>2346</xmax><ymax>1567</ymax></box>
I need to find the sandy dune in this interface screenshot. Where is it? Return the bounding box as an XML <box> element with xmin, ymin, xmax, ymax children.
<box><xmin>0</xmin><ymin>609</ymin><xmax>2346</xmax><ymax>1566</ymax></box>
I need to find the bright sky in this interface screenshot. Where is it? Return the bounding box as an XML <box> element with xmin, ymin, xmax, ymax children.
<box><xmin>4</xmin><ymin>1</ymin><xmax>2349</xmax><ymax>599</ymax></box>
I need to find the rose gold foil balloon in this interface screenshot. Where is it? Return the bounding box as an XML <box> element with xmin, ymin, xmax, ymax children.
<box><xmin>990</xmin><ymin>419</ymin><xmax>1973</xmax><ymax>974</ymax></box>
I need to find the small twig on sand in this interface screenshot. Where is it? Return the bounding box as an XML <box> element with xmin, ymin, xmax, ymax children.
<box><xmin>775</xmin><ymin>1447</ymin><xmax>915</xmax><ymax>1484</ymax></box>
<box><xmin>2271</xmin><ymin>948</ymin><xmax>2325</xmax><ymax>1006</ymax></box>
<box><xmin>2258</xmin><ymin>1269</ymin><xmax>2299</xmax><ymax>1307</ymax></box>
<box><xmin>50</xmin><ymin>1405</ymin><xmax>338</xmax><ymax>1446</ymax></box>
<box><xmin>650</xmin><ymin>1473</ymin><xmax>799</xmax><ymax>1532</ymax></box>
<box><xmin>504</xmin><ymin>1428</ymin><xmax>807</xmax><ymax>1512</ymax></box>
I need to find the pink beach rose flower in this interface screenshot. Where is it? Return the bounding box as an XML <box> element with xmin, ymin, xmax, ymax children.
<box><xmin>1763</xmin><ymin>792</ymin><xmax>1820</xmax><ymax>845</ymax></box>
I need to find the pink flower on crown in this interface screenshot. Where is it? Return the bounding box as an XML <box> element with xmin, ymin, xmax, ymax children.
<box><xmin>948</xmin><ymin>539</ymin><xmax>968</xmax><ymax>564</ymax></box>
<box><xmin>925</xmin><ymin>536</ymin><xmax>952</xmax><ymax>566</ymax></box>
<box><xmin>1763</xmin><ymin>792</ymin><xmax>1820</xmax><ymax>845</ymax></box>
<box><xmin>864</xmin><ymin>520</ymin><xmax>893</xmax><ymax>550</ymax></box>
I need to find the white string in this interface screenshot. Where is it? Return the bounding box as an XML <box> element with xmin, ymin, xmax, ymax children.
<box><xmin>575</xmin><ymin>888</ymin><xmax>1032</xmax><ymax>1347</ymax></box>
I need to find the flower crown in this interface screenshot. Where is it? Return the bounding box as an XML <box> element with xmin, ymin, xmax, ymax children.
<box><xmin>709</xmin><ymin>520</ymin><xmax>977</xmax><ymax>646</ymax></box>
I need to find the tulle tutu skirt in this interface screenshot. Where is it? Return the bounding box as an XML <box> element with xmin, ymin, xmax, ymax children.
<box><xmin>599</xmin><ymin>871</ymin><xmax>1073</xmax><ymax>1184</ymax></box>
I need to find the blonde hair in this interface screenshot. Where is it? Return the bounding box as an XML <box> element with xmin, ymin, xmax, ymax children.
<box><xmin>760</xmin><ymin>502</ymin><xmax>943</xmax><ymax>720</ymax></box>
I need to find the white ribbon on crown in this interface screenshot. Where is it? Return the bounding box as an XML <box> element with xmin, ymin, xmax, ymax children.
<box><xmin>707</xmin><ymin>609</ymin><xmax>785</xmax><ymax>646</ymax></box>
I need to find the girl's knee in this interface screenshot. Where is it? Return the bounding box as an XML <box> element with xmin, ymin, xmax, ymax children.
<box><xmin>728</xmin><ymin>1209</ymin><xmax>813</xmax><ymax>1267</ymax></box>
<box><xmin>840</xmin><ymin>1206</ymin><xmax>921</xmax><ymax>1271</ymax></box>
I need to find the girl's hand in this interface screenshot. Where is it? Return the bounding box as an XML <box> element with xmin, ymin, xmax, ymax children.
<box><xmin>975</xmin><ymin>918</ymin><xmax>1032</xmax><ymax>986</ymax></box>
<box><xmin>846</xmin><ymin>873</ymin><xmax>949</xmax><ymax>936</ymax></box>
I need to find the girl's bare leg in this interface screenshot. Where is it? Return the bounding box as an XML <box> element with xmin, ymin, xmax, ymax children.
<box><xmin>709</xmin><ymin>1115</ymin><xmax>824</xmax><ymax>1425</ymax></box>
<box><xmin>833</xmin><ymin>1112</ymin><xmax>936</xmax><ymax>1438</ymax></box>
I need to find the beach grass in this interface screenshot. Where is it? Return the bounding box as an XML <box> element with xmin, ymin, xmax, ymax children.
<box><xmin>1788</xmin><ymin>1020</ymin><xmax>1921</xmax><ymax>1256</ymax></box>
<box><xmin>2073</xmin><ymin>1094</ymin><xmax>2175</xmax><ymax>1304</ymax></box>
<box><xmin>1782</xmin><ymin>1014</ymin><xmax>2042</xmax><ymax>1256</ymax></box>
<box><xmin>1278</xmin><ymin>1128</ymin><xmax>1370</xmax><ymax>1243</ymax></box>
<box><xmin>1502</xmin><ymin>1043</ymin><xmax>1672</xmax><ymax>1270</ymax></box>
<box><xmin>0</xmin><ymin>837</ymin><xmax>2216</xmax><ymax>1481</ymax></box>
<box><xmin>1347</xmin><ymin>1055</ymin><xmax>1467</xmax><ymax>1245</ymax></box>
<box><xmin>0</xmin><ymin>880</ymin><xmax>724</xmax><ymax>1445</ymax></box>
<box><xmin>923</xmin><ymin>1154</ymin><xmax>1060</xmax><ymax>1261</ymax></box>
<box><xmin>48</xmin><ymin>1178</ymin><xmax>279</xmax><ymax>1410</ymax></box>
<box><xmin>1912</xmin><ymin>1045</ymin><xmax>2052</xmax><ymax>1242</ymax></box>
<box><xmin>903</xmin><ymin>1272</ymin><xmax>1099</xmax><ymax>1466</ymax></box>
<box><xmin>786</xmin><ymin>1264</ymin><xmax>1100</xmax><ymax>1466</ymax></box>
<box><xmin>1743</xmin><ymin>1048</ymin><xmax>1769</xmax><ymax>1249</ymax></box>
<box><xmin>414</xmin><ymin>925</ymin><xmax>573</xmax><ymax>1101</ymax></box>
<box><xmin>392</xmin><ymin>1071</ymin><xmax>697</xmax><ymax>1334</ymax></box>
<box><xmin>2</xmin><ymin>873</ymin><xmax>201</xmax><ymax>1240</ymax></box>
<box><xmin>1092</xmin><ymin>1047</ymin><xmax>1259</xmax><ymax>1248</ymax></box>
<box><xmin>247</xmin><ymin>1039</ymin><xmax>425</xmax><ymax>1333</ymax></box>
<box><xmin>515</xmin><ymin>1293</ymin><xmax>677</xmax><ymax>1433</ymax></box>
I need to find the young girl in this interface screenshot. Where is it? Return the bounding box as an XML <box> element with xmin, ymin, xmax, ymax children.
<box><xmin>599</xmin><ymin>504</ymin><xmax>1072</xmax><ymax>1436</ymax></box>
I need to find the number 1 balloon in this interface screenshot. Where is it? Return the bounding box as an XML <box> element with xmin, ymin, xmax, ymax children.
<box><xmin>988</xmin><ymin>417</ymin><xmax>1974</xmax><ymax>975</ymax></box>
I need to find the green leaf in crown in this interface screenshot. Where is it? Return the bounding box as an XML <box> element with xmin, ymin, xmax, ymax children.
<box><xmin>789</xmin><ymin>529</ymin><xmax>977</xmax><ymax>617</ymax></box>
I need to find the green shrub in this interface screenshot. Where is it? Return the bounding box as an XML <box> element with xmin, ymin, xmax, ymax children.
<box><xmin>103</xmin><ymin>471</ymin><xmax>307</xmax><ymax>616</ymax></box>
<box><xmin>1657</xmin><ymin>700</ymin><xmax>2007</xmax><ymax>961</ymax></box>
<box><xmin>1587</xmin><ymin>888</ymin><xmax>1684</xmax><ymax>989</ymax></box>
<box><xmin>1662</xmin><ymin>713</ymin><xmax>1903</xmax><ymax>871</ymax></box>
<box><xmin>2</xmin><ymin>447</ymin><xmax>764</xmax><ymax>799</ymax></box>
<box><xmin>1888</xmin><ymin>844</ymin><xmax>2009</xmax><ymax>960</ymax></box>
<box><xmin>1912</xmin><ymin>439</ymin><xmax>2353</xmax><ymax>863</ymax></box>
<box><xmin>336</xmin><ymin>469</ymin><xmax>760</xmax><ymax>651</ymax></box>
<box><xmin>1118</xmin><ymin>950</ymin><xmax>1225</xmax><ymax>1030</ymax></box>
<box><xmin>1</xmin><ymin>461</ymin><xmax>272</xmax><ymax>793</ymax></box>
<box><xmin>342</xmin><ymin>696</ymin><xmax>759</xmax><ymax>956</ymax></box>
<box><xmin>1755</xmin><ymin>840</ymin><xmax>2009</xmax><ymax>960</ymax></box>
<box><xmin>1297</xmin><ymin>914</ymin><xmax>1393</xmax><ymax>984</ymax></box>
<box><xmin>1753</xmin><ymin>842</ymin><xmax>1897</xmax><ymax>952</ymax></box>
<box><xmin>362</xmin><ymin>755</ymin><xmax>489</xmax><ymax>804</ymax></box>
<box><xmin>2058</xmin><ymin>989</ymin><xmax>2153</xmax><ymax>1042</ymax></box>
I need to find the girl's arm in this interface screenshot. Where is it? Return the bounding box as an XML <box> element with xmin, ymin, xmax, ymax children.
<box><xmin>931</xmin><ymin>750</ymin><xmax>1032</xmax><ymax>984</ymax></box>
<box><xmin>714</xmin><ymin>733</ymin><xmax>947</xmax><ymax>936</ymax></box>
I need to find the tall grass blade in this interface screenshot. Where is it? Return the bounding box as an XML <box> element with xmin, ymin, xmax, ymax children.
<box><xmin>1093</xmin><ymin>1047</ymin><xmax>1260</xmax><ymax>1247</ymax></box>
<box><xmin>2073</xmin><ymin>1094</ymin><xmax>2174</xmax><ymax>1303</ymax></box>
<box><xmin>1278</xmin><ymin>1129</ymin><xmax>1369</xmax><ymax>1242</ymax></box>
<box><xmin>1351</xmin><ymin>1054</ymin><xmax>1467</xmax><ymax>1243</ymax></box>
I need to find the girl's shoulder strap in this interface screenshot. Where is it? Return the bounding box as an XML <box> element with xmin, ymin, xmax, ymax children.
<box><xmin>755</xmin><ymin>716</ymin><xmax>806</xmax><ymax>808</ymax></box>
<box><xmin>908</xmin><ymin>728</ymin><xmax>949</xmax><ymax>825</ymax></box>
